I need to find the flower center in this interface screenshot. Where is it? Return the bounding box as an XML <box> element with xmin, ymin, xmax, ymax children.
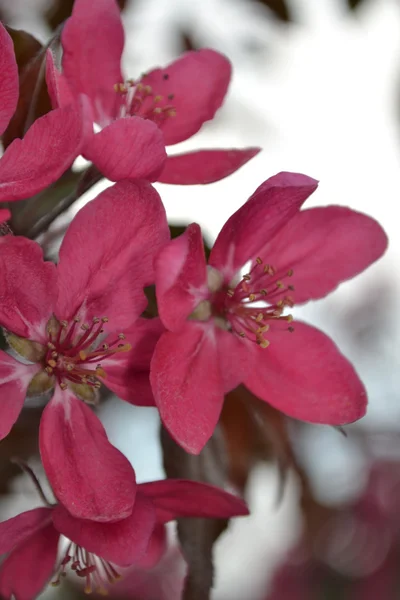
<box><xmin>210</xmin><ymin>257</ymin><xmax>295</xmax><ymax>347</ymax></box>
<box><xmin>113</xmin><ymin>79</ymin><xmax>176</xmax><ymax>126</ymax></box>
<box><xmin>52</xmin><ymin>542</ymin><xmax>121</xmax><ymax>595</ymax></box>
<box><xmin>44</xmin><ymin>316</ymin><xmax>131</xmax><ymax>392</ymax></box>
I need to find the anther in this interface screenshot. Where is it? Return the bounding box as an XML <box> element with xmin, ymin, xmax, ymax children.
<box><xmin>243</xmin><ymin>274</ymin><xmax>251</xmax><ymax>281</ymax></box>
<box><xmin>227</xmin><ymin>289</ymin><xmax>234</xmax><ymax>297</ymax></box>
<box><xmin>60</xmin><ymin>320</ymin><xmax>68</xmax><ymax>328</ymax></box>
<box><xmin>118</xmin><ymin>333</ymin><xmax>125</xmax><ymax>339</ymax></box>
<box><xmin>258</xmin><ymin>339</ymin><xmax>270</xmax><ymax>348</ymax></box>
<box><xmin>60</xmin><ymin>382</ymin><xmax>68</xmax><ymax>390</ymax></box>
<box><xmin>256</xmin><ymin>257</ymin><xmax>263</xmax><ymax>265</ymax></box>
<box><xmin>48</xmin><ymin>359</ymin><xmax>57</xmax><ymax>368</ymax></box>
<box><xmin>287</xmin><ymin>269</ymin><xmax>294</xmax><ymax>276</ymax></box>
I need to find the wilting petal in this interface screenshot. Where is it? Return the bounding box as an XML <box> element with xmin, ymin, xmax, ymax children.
<box><xmin>157</xmin><ymin>148</ymin><xmax>261</xmax><ymax>185</ymax></box>
<box><xmin>0</xmin><ymin>351</ymin><xmax>40</xmax><ymax>440</ymax></box>
<box><xmin>45</xmin><ymin>49</ymin><xmax>76</xmax><ymax>109</ymax></box>
<box><xmin>52</xmin><ymin>492</ymin><xmax>156</xmax><ymax>567</ymax></box>
<box><xmin>83</xmin><ymin>117</ymin><xmax>167</xmax><ymax>182</ymax></box>
<box><xmin>216</xmin><ymin>328</ymin><xmax>255</xmax><ymax>392</ymax></box>
<box><xmin>141</xmin><ymin>49</ymin><xmax>231</xmax><ymax>145</ymax></box>
<box><xmin>0</xmin><ymin>236</ymin><xmax>56</xmax><ymax>340</ymax></box>
<box><xmin>0</xmin><ymin>507</ymin><xmax>52</xmax><ymax>555</ymax></box>
<box><xmin>155</xmin><ymin>224</ymin><xmax>208</xmax><ymax>332</ymax></box>
<box><xmin>56</xmin><ymin>180</ymin><xmax>169</xmax><ymax>331</ymax></box>
<box><xmin>254</xmin><ymin>205</ymin><xmax>388</xmax><ymax>304</ymax></box>
<box><xmin>101</xmin><ymin>318</ymin><xmax>164</xmax><ymax>406</ymax></box>
<box><xmin>61</xmin><ymin>0</ymin><xmax>124</xmax><ymax>125</ymax></box>
<box><xmin>150</xmin><ymin>323</ymin><xmax>223</xmax><ymax>454</ymax></box>
<box><xmin>140</xmin><ymin>479</ymin><xmax>248</xmax><ymax>522</ymax></box>
<box><xmin>0</xmin><ymin>522</ymin><xmax>59</xmax><ymax>600</ymax></box>
<box><xmin>245</xmin><ymin>321</ymin><xmax>367</xmax><ymax>425</ymax></box>
<box><xmin>209</xmin><ymin>172</ymin><xmax>318</xmax><ymax>282</ymax></box>
<box><xmin>39</xmin><ymin>388</ymin><xmax>137</xmax><ymax>521</ymax></box>
<box><xmin>0</xmin><ymin>23</ymin><xmax>18</xmax><ymax>136</ymax></box>
<box><xmin>0</xmin><ymin>102</ymin><xmax>86</xmax><ymax>202</ymax></box>
<box><xmin>0</xmin><ymin>209</ymin><xmax>10</xmax><ymax>223</ymax></box>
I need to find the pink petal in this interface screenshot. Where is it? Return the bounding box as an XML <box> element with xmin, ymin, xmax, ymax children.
<box><xmin>55</xmin><ymin>180</ymin><xmax>169</xmax><ymax>332</ymax></box>
<box><xmin>254</xmin><ymin>205</ymin><xmax>388</xmax><ymax>304</ymax></box>
<box><xmin>0</xmin><ymin>351</ymin><xmax>40</xmax><ymax>440</ymax></box>
<box><xmin>244</xmin><ymin>321</ymin><xmax>367</xmax><ymax>425</ymax></box>
<box><xmin>101</xmin><ymin>318</ymin><xmax>164</xmax><ymax>406</ymax></box>
<box><xmin>141</xmin><ymin>49</ymin><xmax>231</xmax><ymax>145</ymax></box>
<box><xmin>139</xmin><ymin>479</ymin><xmax>248</xmax><ymax>522</ymax></box>
<box><xmin>39</xmin><ymin>388</ymin><xmax>137</xmax><ymax>522</ymax></box>
<box><xmin>45</xmin><ymin>49</ymin><xmax>75</xmax><ymax>109</ymax></box>
<box><xmin>216</xmin><ymin>328</ymin><xmax>255</xmax><ymax>392</ymax></box>
<box><xmin>83</xmin><ymin>117</ymin><xmax>167</xmax><ymax>182</ymax></box>
<box><xmin>61</xmin><ymin>0</ymin><xmax>124</xmax><ymax>125</ymax></box>
<box><xmin>0</xmin><ymin>236</ymin><xmax>56</xmax><ymax>340</ymax></box>
<box><xmin>0</xmin><ymin>208</ymin><xmax>11</xmax><ymax>223</ymax></box>
<box><xmin>0</xmin><ymin>23</ymin><xmax>18</xmax><ymax>136</ymax></box>
<box><xmin>0</xmin><ymin>522</ymin><xmax>59</xmax><ymax>600</ymax></box>
<box><xmin>0</xmin><ymin>101</ymin><xmax>86</xmax><ymax>203</ymax></box>
<box><xmin>155</xmin><ymin>224</ymin><xmax>208</xmax><ymax>332</ymax></box>
<box><xmin>137</xmin><ymin>524</ymin><xmax>167</xmax><ymax>569</ymax></box>
<box><xmin>157</xmin><ymin>148</ymin><xmax>261</xmax><ymax>185</ymax></box>
<box><xmin>0</xmin><ymin>507</ymin><xmax>53</xmax><ymax>555</ymax></box>
<box><xmin>52</xmin><ymin>492</ymin><xmax>156</xmax><ymax>567</ymax></box>
<box><xmin>209</xmin><ymin>172</ymin><xmax>319</xmax><ymax>282</ymax></box>
<box><xmin>150</xmin><ymin>323</ymin><xmax>224</xmax><ymax>454</ymax></box>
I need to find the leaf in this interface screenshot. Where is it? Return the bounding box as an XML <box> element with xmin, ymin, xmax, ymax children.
<box><xmin>2</xmin><ymin>28</ymin><xmax>52</xmax><ymax>149</ymax></box>
<box><xmin>252</xmin><ymin>0</ymin><xmax>292</xmax><ymax>22</ymax></box>
<box><xmin>161</xmin><ymin>425</ymin><xmax>229</xmax><ymax>600</ymax></box>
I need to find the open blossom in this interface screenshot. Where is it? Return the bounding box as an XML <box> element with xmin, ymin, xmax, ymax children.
<box><xmin>0</xmin><ymin>180</ymin><xmax>169</xmax><ymax>521</ymax></box>
<box><xmin>150</xmin><ymin>171</ymin><xmax>388</xmax><ymax>454</ymax></box>
<box><xmin>45</xmin><ymin>0</ymin><xmax>259</xmax><ymax>185</ymax></box>
<box><xmin>0</xmin><ymin>472</ymin><xmax>248</xmax><ymax>600</ymax></box>
<box><xmin>0</xmin><ymin>22</ymin><xmax>87</xmax><ymax>207</ymax></box>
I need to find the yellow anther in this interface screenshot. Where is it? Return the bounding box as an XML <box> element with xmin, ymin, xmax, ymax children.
<box><xmin>79</xmin><ymin>351</ymin><xmax>87</xmax><ymax>361</ymax></box>
<box><xmin>227</xmin><ymin>289</ymin><xmax>234</xmax><ymax>297</ymax></box>
<box><xmin>102</xmin><ymin>344</ymin><xmax>109</xmax><ymax>350</ymax></box>
<box><xmin>95</xmin><ymin>367</ymin><xmax>106</xmax><ymax>379</ymax></box>
<box><xmin>93</xmin><ymin>318</ymin><xmax>100</xmax><ymax>324</ymax></box>
<box><xmin>239</xmin><ymin>332</ymin><xmax>246</xmax><ymax>338</ymax></box>
<box><xmin>60</xmin><ymin>320</ymin><xmax>68</xmax><ymax>328</ymax></box>
<box><xmin>48</xmin><ymin>359</ymin><xmax>57</xmax><ymax>368</ymax></box>
<box><xmin>81</xmin><ymin>323</ymin><xmax>89</xmax><ymax>330</ymax></box>
<box><xmin>153</xmin><ymin>107</ymin><xmax>162</xmax><ymax>114</ymax></box>
<box><xmin>286</xmin><ymin>314</ymin><xmax>294</xmax><ymax>322</ymax></box>
<box><xmin>101</xmin><ymin>317</ymin><xmax>109</xmax><ymax>323</ymax></box>
<box><xmin>60</xmin><ymin>382</ymin><xmax>68</xmax><ymax>390</ymax></box>
<box><xmin>257</xmin><ymin>324</ymin><xmax>269</xmax><ymax>333</ymax></box>
<box><xmin>287</xmin><ymin>269</ymin><xmax>294</xmax><ymax>276</ymax></box>
<box><xmin>260</xmin><ymin>289</ymin><xmax>268</xmax><ymax>296</ymax></box>
<box><xmin>249</xmin><ymin>293</ymin><xmax>257</xmax><ymax>301</ymax></box>
<box><xmin>47</xmin><ymin>342</ymin><xmax>56</xmax><ymax>349</ymax></box>
<box><xmin>45</xmin><ymin>366</ymin><xmax>53</xmax><ymax>374</ymax></box>
<box><xmin>118</xmin><ymin>333</ymin><xmax>126</xmax><ymax>339</ymax></box>
<box><xmin>154</xmin><ymin>95</ymin><xmax>162</xmax><ymax>102</ymax></box>
<box><xmin>167</xmin><ymin>109</ymin><xmax>177</xmax><ymax>117</ymax></box>
<box><xmin>243</xmin><ymin>274</ymin><xmax>251</xmax><ymax>281</ymax></box>
<box><xmin>256</xmin><ymin>257</ymin><xmax>262</xmax><ymax>265</ymax></box>
<box><xmin>256</xmin><ymin>313</ymin><xmax>264</xmax><ymax>322</ymax></box>
<box><xmin>258</xmin><ymin>338</ymin><xmax>270</xmax><ymax>348</ymax></box>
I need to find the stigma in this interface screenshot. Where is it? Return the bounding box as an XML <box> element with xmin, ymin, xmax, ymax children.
<box><xmin>44</xmin><ymin>316</ymin><xmax>131</xmax><ymax>392</ymax></box>
<box><xmin>113</xmin><ymin>79</ymin><xmax>176</xmax><ymax>126</ymax></box>
<box><xmin>208</xmin><ymin>258</ymin><xmax>295</xmax><ymax>347</ymax></box>
<box><xmin>52</xmin><ymin>543</ymin><xmax>121</xmax><ymax>595</ymax></box>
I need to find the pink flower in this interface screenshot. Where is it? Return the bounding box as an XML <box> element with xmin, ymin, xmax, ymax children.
<box><xmin>45</xmin><ymin>0</ymin><xmax>260</xmax><ymax>185</ymax></box>
<box><xmin>0</xmin><ymin>22</ymin><xmax>87</xmax><ymax>205</ymax></box>
<box><xmin>150</xmin><ymin>171</ymin><xmax>388</xmax><ymax>454</ymax></box>
<box><xmin>0</xmin><ymin>477</ymin><xmax>248</xmax><ymax>600</ymax></box>
<box><xmin>0</xmin><ymin>180</ymin><xmax>169</xmax><ymax>521</ymax></box>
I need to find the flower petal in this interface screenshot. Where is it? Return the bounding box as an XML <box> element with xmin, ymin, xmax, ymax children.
<box><xmin>55</xmin><ymin>180</ymin><xmax>169</xmax><ymax>332</ymax></box>
<box><xmin>0</xmin><ymin>209</ymin><xmax>10</xmax><ymax>223</ymax></box>
<box><xmin>0</xmin><ymin>522</ymin><xmax>59</xmax><ymax>600</ymax></box>
<box><xmin>137</xmin><ymin>524</ymin><xmax>167</xmax><ymax>568</ymax></box>
<box><xmin>83</xmin><ymin>117</ymin><xmax>167</xmax><ymax>182</ymax></box>
<box><xmin>141</xmin><ymin>49</ymin><xmax>231</xmax><ymax>145</ymax></box>
<box><xmin>61</xmin><ymin>0</ymin><xmax>124</xmax><ymax>125</ymax></box>
<box><xmin>0</xmin><ymin>23</ymin><xmax>18</xmax><ymax>136</ymax></box>
<box><xmin>45</xmin><ymin>49</ymin><xmax>76</xmax><ymax>109</ymax></box>
<box><xmin>0</xmin><ymin>236</ymin><xmax>56</xmax><ymax>340</ymax></box>
<box><xmin>155</xmin><ymin>224</ymin><xmax>208</xmax><ymax>332</ymax></box>
<box><xmin>101</xmin><ymin>318</ymin><xmax>164</xmax><ymax>406</ymax></box>
<box><xmin>139</xmin><ymin>479</ymin><xmax>248</xmax><ymax>522</ymax></box>
<box><xmin>216</xmin><ymin>329</ymin><xmax>255</xmax><ymax>392</ymax></box>
<box><xmin>0</xmin><ymin>102</ymin><xmax>86</xmax><ymax>203</ymax></box>
<box><xmin>39</xmin><ymin>388</ymin><xmax>137</xmax><ymax>522</ymax></box>
<box><xmin>157</xmin><ymin>148</ymin><xmax>261</xmax><ymax>185</ymax></box>
<box><xmin>52</xmin><ymin>492</ymin><xmax>156</xmax><ymax>567</ymax></box>
<box><xmin>209</xmin><ymin>172</ymin><xmax>318</xmax><ymax>282</ymax></box>
<box><xmin>244</xmin><ymin>321</ymin><xmax>367</xmax><ymax>425</ymax></box>
<box><xmin>254</xmin><ymin>205</ymin><xmax>388</xmax><ymax>304</ymax></box>
<box><xmin>0</xmin><ymin>351</ymin><xmax>40</xmax><ymax>440</ymax></box>
<box><xmin>0</xmin><ymin>507</ymin><xmax>52</xmax><ymax>555</ymax></box>
<box><xmin>150</xmin><ymin>324</ymin><xmax>224</xmax><ymax>454</ymax></box>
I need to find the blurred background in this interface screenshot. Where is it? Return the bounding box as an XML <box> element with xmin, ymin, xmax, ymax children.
<box><xmin>1</xmin><ymin>0</ymin><xmax>400</xmax><ymax>598</ymax></box>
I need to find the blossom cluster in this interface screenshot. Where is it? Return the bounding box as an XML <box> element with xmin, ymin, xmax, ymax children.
<box><xmin>0</xmin><ymin>0</ymin><xmax>388</xmax><ymax>598</ymax></box>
